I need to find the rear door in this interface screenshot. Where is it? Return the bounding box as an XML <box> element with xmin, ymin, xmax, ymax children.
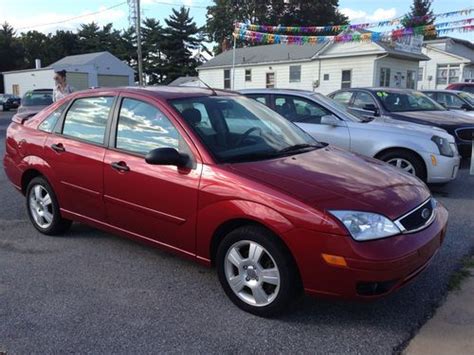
<box><xmin>103</xmin><ymin>94</ymin><xmax>202</xmax><ymax>253</ymax></box>
<box><xmin>44</xmin><ymin>93</ymin><xmax>116</xmax><ymax>221</ymax></box>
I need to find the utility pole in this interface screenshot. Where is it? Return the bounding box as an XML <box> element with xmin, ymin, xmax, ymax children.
<box><xmin>136</xmin><ymin>0</ymin><xmax>144</xmax><ymax>86</ymax></box>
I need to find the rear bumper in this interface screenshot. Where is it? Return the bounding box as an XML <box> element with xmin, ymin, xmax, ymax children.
<box><xmin>283</xmin><ymin>203</ymin><xmax>448</xmax><ymax>300</ymax></box>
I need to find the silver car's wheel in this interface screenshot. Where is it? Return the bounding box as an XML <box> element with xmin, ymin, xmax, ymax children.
<box><xmin>387</xmin><ymin>158</ymin><xmax>416</xmax><ymax>175</ymax></box>
<box><xmin>28</xmin><ymin>185</ymin><xmax>54</xmax><ymax>229</ymax></box>
<box><xmin>224</xmin><ymin>240</ymin><xmax>281</xmax><ymax>307</ymax></box>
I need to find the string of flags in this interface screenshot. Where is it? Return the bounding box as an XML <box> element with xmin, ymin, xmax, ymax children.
<box><xmin>235</xmin><ymin>7</ymin><xmax>474</xmax><ymax>34</ymax></box>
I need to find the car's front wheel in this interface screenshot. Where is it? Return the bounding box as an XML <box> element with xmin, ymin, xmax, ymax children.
<box><xmin>378</xmin><ymin>150</ymin><xmax>426</xmax><ymax>181</ymax></box>
<box><xmin>26</xmin><ymin>176</ymin><xmax>72</xmax><ymax>235</ymax></box>
<box><xmin>216</xmin><ymin>225</ymin><xmax>300</xmax><ymax>317</ymax></box>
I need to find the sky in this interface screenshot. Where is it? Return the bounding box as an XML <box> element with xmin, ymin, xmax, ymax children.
<box><xmin>0</xmin><ymin>0</ymin><xmax>472</xmax><ymax>42</ymax></box>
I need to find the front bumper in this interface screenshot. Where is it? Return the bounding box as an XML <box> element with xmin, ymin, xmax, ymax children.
<box><xmin>283</xmin><ymin>202</ymin><xmax>448</xmax><ymax>300</ymax></box>
<box><xmin>420</xmin><ymin>151</ymin><xmax>460</xmax><ymax>183</ymax></box>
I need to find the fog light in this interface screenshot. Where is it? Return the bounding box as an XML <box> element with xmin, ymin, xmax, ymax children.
<box><xmin>431</xmin><ymin>155</ymin><xmax>437</xmax><ymax>166</ymax></box>
<box><xmin>322</xmin><ymin>253</ymin><xmax>347</xmax><ymax>267</ymax></box>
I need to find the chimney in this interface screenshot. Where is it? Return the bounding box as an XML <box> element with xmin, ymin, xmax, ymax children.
<box><xmin>35</xmin><ymin>59</ymin><xmax>41</xmax><ymax>69</ymax></box>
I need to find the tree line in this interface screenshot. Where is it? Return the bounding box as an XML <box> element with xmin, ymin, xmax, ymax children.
<box><xmin>0</xmin><ymin>0</ymin><xmax>434</xmax><ymax>91</ymax></box>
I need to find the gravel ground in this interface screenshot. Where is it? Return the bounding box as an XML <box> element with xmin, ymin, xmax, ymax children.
<box><xmin>0</xmin><ymin>110</ymin><xmax>473</xmax><ymax>354</ymax></box>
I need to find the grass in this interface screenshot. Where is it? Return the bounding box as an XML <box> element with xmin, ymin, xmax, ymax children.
<box><xmin>448</xmin><ymin>256</ymin><xmax>474</xmax><ymax>291</ymax></box>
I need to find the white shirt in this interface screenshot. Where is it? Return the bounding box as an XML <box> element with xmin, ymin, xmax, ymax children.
<box><xmin>53</xmin><ymin>84</ymin><xmax>73</xmax><ymax>102</ymax></box>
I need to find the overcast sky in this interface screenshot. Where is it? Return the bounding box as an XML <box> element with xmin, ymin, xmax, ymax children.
<box><xmin>1</xmin><ymin>0</ymin><xmax>472</xmax><ymax>42</ymax></box>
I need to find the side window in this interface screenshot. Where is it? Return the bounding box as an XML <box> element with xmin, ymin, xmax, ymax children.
<box><xmin>274</xmin><ymin>95</ymin><xmax>331</xmax><ymax>124</ymax></box>
<box><xmin>62</xmin><ymin>97</ymin><xmax>114</xmax><ymax>144</ymax></box>
<box><xmin>331</xmin><ymin>91</ymin><xmax>353</xmax><ymax>106</ymax></box>
<box><xmin>38</xmin><ymin>103</ymin><xmax>68</xmax><ymax>132</ymax></box>
<box><xmin>424</xmin><ymin>92</ymin><xmax>436</xmax><ymax>100</ymax></box>
<box><xmin>246</xmin><ymin>94</ymin><xmax>268</xmax><ymax>106</ymax></box>
<box><xmin>353</xmin><ymin>92</ymin><xmax>376</xmax><ymax>110</ymax></box>
<box><xmin>116</xmin><ymin>98</ymin><xmax>185</xmax><ymax>155</ymax></box>
<box><xmin>437</xmin><ymin>93</ymin><xmax>464</xmax><ymax>108</ymax></box>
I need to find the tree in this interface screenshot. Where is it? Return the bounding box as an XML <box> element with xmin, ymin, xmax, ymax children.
<box><xmin>206</xmin><ymin>0</ymin><xmax>348</xmax><ymax>54</ymax></box>
<box><xmin>0</xmin><ymin>23</ymin><xmax>24</xmax><ymax>93</ymax></box>
<box><xmin>161</xmin><ymin>6</ymin><xmax>201</xmax><ymax>84</ymax></box>
<box><xmin>402</xmin><ymin>0</ymin><xmax>436</xmax><ymax>39</ymax></box>
<box><xmin>20</xmin><ymin>31</ymin><xmax>53</xmax><ymax>68</ymax></box>
<box><xmin>142</xmin><ymin>18</ymin><xmax>165</xmax><ymax>84</ymax></box>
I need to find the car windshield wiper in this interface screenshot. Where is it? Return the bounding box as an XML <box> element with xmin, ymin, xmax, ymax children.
<box><xmin>278</xmin><ymin>143</ymin><xmax>325</xmax><ymax>154</ymax></box>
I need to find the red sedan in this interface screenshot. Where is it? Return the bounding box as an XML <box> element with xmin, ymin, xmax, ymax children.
<box><xmin>3</xmin><ymin>87</ymin><xmax>448</xmax><ymax>316</ymax></box>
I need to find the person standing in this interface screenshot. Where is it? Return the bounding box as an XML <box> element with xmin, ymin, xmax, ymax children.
<box><xmin>53</xmin><ymin>70</ymin><xmax>73</xmax><ymax>102</ymax></box>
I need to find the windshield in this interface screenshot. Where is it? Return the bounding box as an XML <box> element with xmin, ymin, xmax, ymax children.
<box><xmin>170</xmin><ymin>96</ymin><xmax>321</xmax><ymax>163</ymax></box>
<box><xmin>312</xmin><ymin>93</ymin><xmax>366</xmax><ymax>122</ymax></box>
<box><xmin>376</xmin><ymin>90</ymin><xmax>446</xmax><ymax>112</ymax></box>
<box><xmin>22</xmin><ymin>91</ymin><xmax>53</xmax><ymax>106</ymax></box>
<box><xmin>459</xmin><ymin>92</ymin><xmax>474</xmax><ymax>106</ymax></box>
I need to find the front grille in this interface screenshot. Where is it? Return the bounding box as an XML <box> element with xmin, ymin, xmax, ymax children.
<box><xmin>455</xmin><ymin>128</ymin><xmax>474</xmax><ymax>142</ymax></box>
<box><xmin>395</xmin><ymin>198</ymin><xmax>435</xmax><ymax>233</ymax></box>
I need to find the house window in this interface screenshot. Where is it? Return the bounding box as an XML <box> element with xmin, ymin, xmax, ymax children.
<box><xmin>323</xmin><ymin>74</ymin><xmax>330</xmax><ymax>81</ymax></box>
<box><xmin>245</xmin><ymin>69</ymin><xmax>252</xmax><ymax>82</ymax></box>
<box><xmin>418</xmin><ymin>67</ymin><xmax>424</xmax><ymax>81</ymax></box>
<box><xmin>341</xmin><ymin>70</ymin><xmax>351</xmax><ymax>89</ymax></box>
<box><xmin>224</xmin><ymin>69</ymin><xmax>231</xmax><ymax>89</ymax></box>
<box><xmin>436</xmin><ymin>64</ymin><xmax>460</xmax><ymax>85</ymax></box>
<box><xmin>407</xmin><ymin>70</ymin><xmax>416</xmax><ymax>89</ymax></box>
<box><xmin>266</xmin><ymin>72</ymin><xmax>275</xmax><ymax>88</ymax></box>
<box><xmin>289</xmin><ymin>65</ymin><xmax>301</xmax><ymax>82</ymax></box>
<box><xmin>380</xmin><ymin>68</ymin><xmax>391</xmax><ymax>87</ymax></box>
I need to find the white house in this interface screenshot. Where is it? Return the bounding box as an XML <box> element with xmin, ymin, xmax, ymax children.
<box><xmin>197</xmin><ymin>36</ymin><xmax>429</xmax><ymax>95</ymax></box>
<box><xmin>418</xmin><ymin>37</ymin><xmax>474</xmax><ymax>90</ymax></box>
<box><xmin>2</xmin><ymin>51</ymin><xmax>135</xmax><ymax>96</ymax></box>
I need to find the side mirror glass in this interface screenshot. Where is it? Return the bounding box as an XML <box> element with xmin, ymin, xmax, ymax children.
<box><xmin>320</xmin><ymin>114</ymin><xmax>340</xmax><ymax>126</ymax></box>
<box><xmin>145</xmin><ymin>147</ymin><xmax>189</xmax><ymax>167</ymax></box>
<box><xmin>461</xmin><ymin>103</ymin><xmax>472</xmax><ymax>111</ymax></box>
<box><xmin>363</xmin><ymin>103</ymin><xmax>379</xmax><ymax>116</ymax></box>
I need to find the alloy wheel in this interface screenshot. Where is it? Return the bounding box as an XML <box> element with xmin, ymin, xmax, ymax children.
<box><xmin>28</xmin><ymin>185</ymin><xmax>54</xmax><ymax>229</ymax></box>
<box><xmin>387</xmin><ymin>158</ymin><xmax>416</xmax><ymax>175</ymax></box>
<box><xmin>224</xmin><ymin>240</ymin><xmax>280</xmax><ymax>307</ymax></box>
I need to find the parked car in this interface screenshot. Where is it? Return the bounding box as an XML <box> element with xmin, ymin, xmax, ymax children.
<box><xmin>446</xmin><ymin>82</ymin><xmax>474</xmax><ymax>94</ymax></box>
<box><xmin>423</xmin><ymin>90</ymin><xmax>474</xmax><ymax>117</ymax></box>
<box><xmin>4</xmin><ymin>87</ymin><xmax>448</xmax><ymax>316</ymax></box>
<box><xmin>17</xmin><ymin>89</ymin><xmax>53</xmax><ymax>114</ymax></box>
<box><xmin>329</xmin><ymin>88</ymin><xmax>474</xmax><ymax>158</ymax></box>
<box><xmin>0</xmin><ymin>94</ymin><xmax>21</xmax><ymax>111</ymax></box>
<box><xmin>240</xmin><ymin>89</ymin><xmax>460</xmax><ymax>184</ymax></box>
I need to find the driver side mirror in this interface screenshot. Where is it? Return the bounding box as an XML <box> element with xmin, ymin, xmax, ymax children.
<box><xmin>363</xmin><ymin>104</ymin><xmax>380</xmax><ymax>116</ymax></box>
<box><xmin>461</xmin><ymin>103</ymin><xmax>472</xmax><ymax>111</ymax></box>
<box><xmin>320</xmin><ymin>114</ymin><xmax>341</xmax><ymax>126</ymax></box>
<box><xmin>145</xmin><ymin>147</ymin><xmax>189</xmax><ymax>168</ymax></box>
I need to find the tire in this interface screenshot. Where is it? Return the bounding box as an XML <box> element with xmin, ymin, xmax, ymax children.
<box><xmin>216</xmin><ymin>225</ymin><xmax>301</xmax><ymax>317</ymax></box>
<box><xmin>378</xmin><ymin>149</ymin><xmax>427</xmax><ymax>181</ymax></box>
<box><xmin>26</xmin><ymin>176</ymin><xmax>72</xmax><ymax>235</ymax></box>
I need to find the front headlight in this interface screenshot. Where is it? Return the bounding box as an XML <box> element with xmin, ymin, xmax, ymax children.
<box><xmin>329</xmin><ymin>211</ymin><xmax>401</xmax><ymax>241</ymax></box>
<box><xmin>431</xmin><ymin>135</ymin><xmax>454</xmax><ymax>157</ymax></box>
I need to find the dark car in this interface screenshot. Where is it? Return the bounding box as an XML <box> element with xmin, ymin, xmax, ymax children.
<box><xmin>0</xmin><ymin>94</ymin><xmax>21</xmax><ymax>111</ymax></box>
<box><xmin>329</xmin><ymin>88</ymin><xmax>474</xmax><ymax>158</ymax></box>
<box><xmin>423</xmin><ymin>90</ymin><xmax>474</xmax><ymax>116</ymax></box>
<box><xmin>446</xmin><ymin>82</ymin><xmax>474</xmax><ymax>94</ymax></box>
<box><xmin>18</xmin><ymin>89</ymin><xmax>54</xmax><ymax>114</ymax></box>
<box><xmin>3</xmin><ymin>86</ymin><xmax>448</xmax><ymax>316</ymax></box>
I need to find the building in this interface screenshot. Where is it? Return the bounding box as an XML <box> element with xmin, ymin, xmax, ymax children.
<box><xmin>418</xmin><ymin>37</ymin><xmax>474</xmax><ymax>90</ymax></box>
<box><xmin>2</xmin><ymin>51</ymin><xmax>135</xmax><ymax>96</ymax></box>
<box><xmin>197</xmin><ymin>35</ymin><xmax>429</xmax><ymax>95</ymax></box>
<box><xmin>168</xmin><ymin>76</ymin><xmax>203</xmax><ymax>87</ymax></box>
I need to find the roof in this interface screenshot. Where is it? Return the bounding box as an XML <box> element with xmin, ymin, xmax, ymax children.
<box><xmin>421</xmin><ymin>89</ymin><xmax>464</xmax><ymax>94</ymax></box>
<box><xmin>2</xmin><ymin>67</ymin><xmax>53</xmax><ymax>75</ymax></box>
<box><xmin>50</xmin><ymin>51</ymin><xmax>110</xmax><ymax>67</ymax></box>
<box><xmin>168</xmin><ymin>76</ymin><xmax>199</xmax><ymax>86</ymax></box>
<box><xmin>424</xmin><ymin>37</ymin><xmax>474</xmax><ymax>51</ymax></box>
<box><xmin>198</xmin><ymin>43</ymin><xmax>327</xmax><ymax>69</ymax></box>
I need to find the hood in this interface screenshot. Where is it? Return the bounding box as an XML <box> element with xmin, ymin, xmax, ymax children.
<box><xmin>389</xmin><ymin>110</ymin><xmax>474</xmax><ymax>128</ymax></box>
<box><xmin>230</xmin><ymin>146</ymin><xmax>430</xmax><ymax>220</ymax></box>
<box><xmin>369</xmin><ymin>116</ymin><xmax>452</xmax><ymax>139</ymax></box>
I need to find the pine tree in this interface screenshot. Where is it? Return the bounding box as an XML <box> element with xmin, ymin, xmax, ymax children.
<box><xmin>402</xmin><ymin>0</ymin><xmax>436</xmax><ymax>39</ymax></box>
<box><xmin>142</xmin><ymin>18</ymin><xmax>165</xmax><ymax>84</ymax></box>
<box><xmin>0</xmin><ymin>23</ymin><xmax>24</xmax><ymax>93</ymax></box>
<box><xmin>161</xmin><ymin>6</ymin><xmax>201</xmax><ymax>84</ymax></box>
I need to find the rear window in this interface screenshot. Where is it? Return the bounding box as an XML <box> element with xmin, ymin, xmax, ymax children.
<box><xmin>22</xmin><ymin>91</ymin><xmax>53</xmax><ymax>106</ymax></box>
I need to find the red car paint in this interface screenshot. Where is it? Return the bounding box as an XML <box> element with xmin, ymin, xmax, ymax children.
<box><xmin>3</xmin><ymin>87</ymin><xmax>448</xmax><ymax>300</ymax></box>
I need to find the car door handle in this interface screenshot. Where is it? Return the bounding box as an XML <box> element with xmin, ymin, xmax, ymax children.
<box><xmin>111</xmin><ymin>161</ymin><xmax>130</xmax><ymax>172</ymax></box>
<box><xmin>51</xmin><ymin>143</ymin><xmax>65</xmax><ymax>153</ymax></box>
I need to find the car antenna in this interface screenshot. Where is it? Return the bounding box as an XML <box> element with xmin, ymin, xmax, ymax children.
<box><xmin>198</xmin><ymin>78</ymin><xmax>218</xmax><ymax>96</ymax></box>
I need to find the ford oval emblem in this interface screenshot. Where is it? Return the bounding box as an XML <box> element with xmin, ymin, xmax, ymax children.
<box><xmin>421</xmin><ymin>208</ymin><xmax>431</xmax><ymax>220</ymax></box>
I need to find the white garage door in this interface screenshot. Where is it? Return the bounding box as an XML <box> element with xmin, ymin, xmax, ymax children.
<box><xmin>98</xmin><ymin>75</ymin><xmax>130</xmax><ymax>88</ymax></box>
<box><xmin>67</xmin><ymin>72</ymin><xmax>89</xmax><ymax>91</ymax></box>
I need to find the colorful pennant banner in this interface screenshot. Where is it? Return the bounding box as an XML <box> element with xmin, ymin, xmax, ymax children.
<box><xmin>235</xmin><ymin>7</ymin><xmax>474</xmax><ymax>34</ymax></box>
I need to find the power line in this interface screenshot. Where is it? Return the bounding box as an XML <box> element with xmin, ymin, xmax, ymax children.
<box><xmin>146</xmin><ymin>0</ymin><xmax>210</xmax><ymax>10</ymax></box>
<box><xmin>16</xmin><ymin>1</ymin><xmax>128</xmax><ymax>31</ymax></box>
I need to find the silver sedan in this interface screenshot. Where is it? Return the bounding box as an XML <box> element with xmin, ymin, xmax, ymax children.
<box><xmin>240</xmin><ymin>89</ymin><xmax>460</xmax><ymax>184</ymax></box>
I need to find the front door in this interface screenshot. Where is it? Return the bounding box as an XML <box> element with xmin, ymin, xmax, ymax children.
<box><xmin>44</xmin><ymin>95</ymin><xmax>116</xmax><ymax>221</ymax></box>
<box><xmin>272</xmin><ymin>94</ymin><xmax>351</xmax><ymax>150</ymax></box>
<box><xmin>266</xmin><ymin>72</ymin><xmax>275</xmax><ymax>88</ymax></box>
<box><xmin>103</xmin><ymin>95</ymin><xmax>202</xmax><ymax>253</ymax></box>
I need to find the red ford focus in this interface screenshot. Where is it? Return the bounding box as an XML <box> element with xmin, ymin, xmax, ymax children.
<box><xmin>3</xmin><ymin>87</ymin><xmax>448</xmax><ymax>316</ymax></box>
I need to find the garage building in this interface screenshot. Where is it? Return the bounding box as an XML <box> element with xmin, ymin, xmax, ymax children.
<box><xmin>2</xmin><ymin>51</ymin><xmax>135</xmax><ymax>96</ymax></box>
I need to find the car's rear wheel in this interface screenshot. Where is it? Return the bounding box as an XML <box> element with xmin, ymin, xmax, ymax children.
<box><xmin>216</xmin><ymin>225</ymin><xmax>300</xmax><ymax>317</ymax></box>
<box><xmin>26</xmin><ymin>177</ymin><xmax>72</xmax><ymax>235</ymax></box>
<box><xmin>378</xmin><ymin>150</ymin><xmax>426</xmax><ymax>181</ymax></box>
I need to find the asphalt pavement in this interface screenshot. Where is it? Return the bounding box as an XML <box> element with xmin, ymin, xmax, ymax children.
<box><xmin>0</xmin><ymin>110</ymin><xmax>473</xmax><ymax>354</ymax></box>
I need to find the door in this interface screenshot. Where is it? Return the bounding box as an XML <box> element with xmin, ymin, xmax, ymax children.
<box><xmin>67</xmin><ymin>72</ymin><xmax>89</xmax><ymax>91</ymax></box>
<box><xmin>272</xmin><ymin>94</ymin><xmax>350</xmax><ymax>149</ymax></box>
<box><xmin>266</xmin><ymin>72</ymin><xmax>275</xmax><ymax>88</ymax></box>
<box><xmin>44</xmin><ymin>95</ymin><xmax>115</xmax><ymax>221</ymax></box>
<box><xmin>103</xmin><ymin>96</ymin><xmax>202</xmax><ymax>253</ymax></box>
<box><xmin>98</xmin><ymin>75</ymin><xmax>130</xmax><ymax>88</ymax></box>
